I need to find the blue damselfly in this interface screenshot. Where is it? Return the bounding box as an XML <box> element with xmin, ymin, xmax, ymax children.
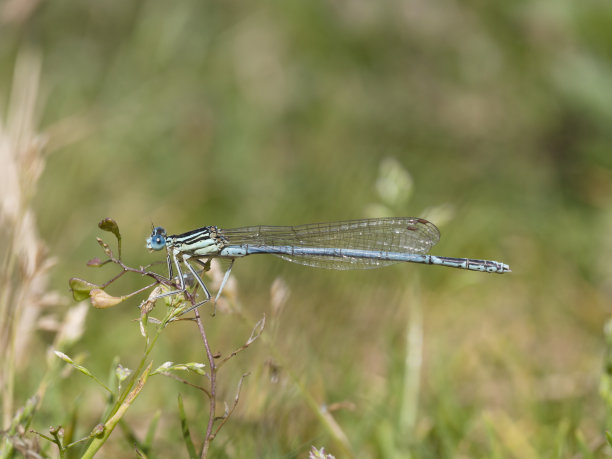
<box><xmin>146</xmin><ymin>217</ymin><xmax>510</xmax><ymax>314</ymax></box>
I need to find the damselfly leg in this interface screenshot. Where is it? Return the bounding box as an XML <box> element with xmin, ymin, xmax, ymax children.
<box><xmin>172</xmin><ymin>257</ymin><xmax>235</xmax><ymax>317</ymax></box>
<box><xmin>146</xmin><ymin>250</ymin><xmax>235</xmax><ymax>317</ymax></box>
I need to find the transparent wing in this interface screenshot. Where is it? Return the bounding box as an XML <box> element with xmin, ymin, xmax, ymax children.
<box><xmin>219</xmin><ymin>217</ymin><xmax>440</xmax><ymax>270</ymax></box>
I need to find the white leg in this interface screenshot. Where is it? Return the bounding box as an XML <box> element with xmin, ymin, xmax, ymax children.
<box><xmin>174</xmin><ymin>257</ymin><xmax>212</xmax><ymax>317</ymax></box>
<box><xmin>148</xmin><ymin>251</ymin><xmax>188</xmax><ymax>301</ymax></box>
<box><xmin>211</xmin><ymin>259</ymin><xmax>234</xmax><ymax>315</ymax></box>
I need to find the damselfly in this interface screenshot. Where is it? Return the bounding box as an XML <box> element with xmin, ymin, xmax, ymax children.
<box><xmin>146</xmin><ymin>217</ymin><xmax>510</xmax><ymax>314</ymax></box>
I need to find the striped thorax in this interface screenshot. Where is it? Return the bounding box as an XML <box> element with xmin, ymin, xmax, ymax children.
<box><xmin>147</xmin><ymin>226</ymin><xmax>227</xmax><ymax>257</ymax></box>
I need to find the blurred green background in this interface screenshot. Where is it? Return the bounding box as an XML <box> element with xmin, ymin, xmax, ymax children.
<box><xmin>2</xmin><ymin>0</ymin><xmax>612</xmax><ymax>457</ymax></box>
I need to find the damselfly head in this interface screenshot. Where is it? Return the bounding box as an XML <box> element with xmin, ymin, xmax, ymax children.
<box><xmin>147</xmin><ymin>227</ymin><xmax>167</xmax><ymax>251</ymax></box>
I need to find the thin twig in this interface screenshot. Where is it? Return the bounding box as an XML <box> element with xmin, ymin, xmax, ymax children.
<box><xmin>218</xmin><ymin>316</ymin><xmax>265</xmax><ymax>367</ymax></box>
<box><xmin>193</xmin><ymin>308</ymin><xmax>216</xmax><ymax>459</ymax></box>
<box><xmin>211</xmin><ymin>373</ymin><xmax>249</xmax><ymax>440</ymax></box>
<box><xmin>158</xmin><ymin>372</ymin><xmax>211</xmax><ymax>398</ymax></box>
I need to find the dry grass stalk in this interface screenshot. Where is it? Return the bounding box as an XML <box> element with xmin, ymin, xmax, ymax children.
<box><xmin>0</xmin><ymin>50</ymin><xmax>86</xmax><ymax>445</ymax></box>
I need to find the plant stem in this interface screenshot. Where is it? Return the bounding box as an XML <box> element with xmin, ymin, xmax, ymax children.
<box><xmin>194</xmin><ymin>309</ymin><xmax>216</xmax><ymax>459</ymax></box>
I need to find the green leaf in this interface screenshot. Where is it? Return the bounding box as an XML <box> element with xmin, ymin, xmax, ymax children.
<box><xmin>151</xmin><ymin>361</ymin><xmax>206</xmax><ymax>376</ymax></box>
<box><xmin>178</xmin><ymin>394</ymin><xmax>197</xmax><ymax>459</ymax></box>
<box><xmin>69</xmin><ymin>278</ymin><xmax>99</xmax><ymax>301</ymax></box>
<box><xmin>143</xmin><ymin>411</ymin><xmax>161</xmax><ymax>452</ymax></box>
<box><xmin>98</xmin><ymin>218</ymin><xmax>120</xmax><ymax>240</ymax></box>
<box><xmin>55</xmin><ymin>351</ymin><xmax>93</xmax><ymax>377</ymax></box>
<box><xmin>54</xmin><ymin>351</ymin><xmax>113</xmax><ymax>393</ymax></box>
<box><xmin>574</xmin><ymin>428</ymin><xmax>591</xmax><ymax>458</ymax></box>
<box><xmin>81</xmin><ymin>362</ymin><xmax>153</xmax><ymax>458</ymax></box>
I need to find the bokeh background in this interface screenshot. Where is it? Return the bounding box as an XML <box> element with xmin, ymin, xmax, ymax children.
<box><xmin>2</xmin><ymin>0</ymin><xmax>612</xmax><ymax>457</ymax></box>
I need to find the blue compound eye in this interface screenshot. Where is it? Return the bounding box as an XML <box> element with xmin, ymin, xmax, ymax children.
<box><xmin>147</xmin><ymin>227</ymin><xmax>167</xmax><ymax>251</ymax></box>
